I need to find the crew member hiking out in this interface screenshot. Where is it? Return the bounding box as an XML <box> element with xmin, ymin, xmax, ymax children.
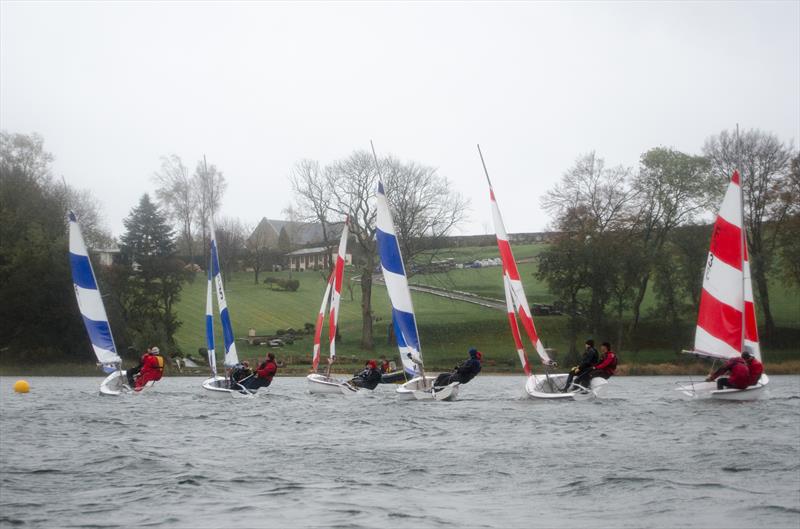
<box><xmin>350</xmin><ymin>360</ymin><xmax>382</xmax><ymax>390</ymax></box>
<box><xmin>575</xmin><ymin>342</ymin><xmax>617</xmax><ymax>388</ymax></box>
<box><xmin>244</xmin><ymin>353</ymin><xmax>278</xmax><ymax>391</ymax></box>
<box><xmin>706</xmin><ymin>353</ymin><xmax>751</xmax><ymax>390</ymax></box>
<box><xmin>433</xmin><ymin>348</ymin><xmax>483</xmax><ymax>388</ymax></box>
<box><xmin>742</xmin><ymin>351</ymin><xmax>763</xmax><ymax>386</ymax></box>
<box><xmin>562</xmin><ymin>339</ymin><xmax>599</xmax><ymax>392</ymax></box>
<box><xmin>229</xmin><ymin>361</ymin><xmax>252</xmax><ymax>389</ymax></box>
<box><xmin>134</xmin><ymin>346</ymin><xmax>164</xmax><ymax>391</ymax></box>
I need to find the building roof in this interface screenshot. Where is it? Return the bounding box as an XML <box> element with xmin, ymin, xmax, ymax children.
<box><xmin>250</xmin><ymin>218</ymin><xmax>344</xmax><ymax>247</ymax></box>
<box><xmin>286</xmin><ymin>246</ymin><xmax>331</xmax><ymax>256</ymax></box>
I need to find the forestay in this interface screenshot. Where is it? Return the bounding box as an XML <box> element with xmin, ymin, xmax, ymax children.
<box><xmin>479</xmin><ymin>147</ymin><xmax>551</xmax><ymax>374</ymax></box>
<box><xmin>375</xmin><ymin>174</ymin><xmax>422</xmax><ymax>377</ymax></box>
<box><xmin>209</xmin><ymin>219</ymin><xmax>239</xmax><ymax>368</ymax></box>
<box><xmin>68</xmin><ymin>211</ymin><xmax>121</xmax><ymax>373</ymax></box>
<box><xmin>693</xmin><ymin>170</ymin><xmax>760</xmax><ymax>360</ymax></box>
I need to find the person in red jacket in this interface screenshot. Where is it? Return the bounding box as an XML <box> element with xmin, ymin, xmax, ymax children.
<box><xmin>742</xmin><ymin>351</ymin><xmax>764</xmax><ymax>386</ymax></box>
<box><xmin>576</xmin><ymin>342</ymin><xmax>617</xmax><ymax>388</ymax></box>
<box><xmin>134</xmin><ymin>346</ymin><xmax>164</xmax><ymax>391</ymax></box>
<box><xmin>244</xmin><ymin>353</ymin><xmax>278</xmax><ymax>391</ymax></box>
<box><xmin>706</xmin><ymin>354</ymin><xmax>750</xmax><ymax>390</ymax></box>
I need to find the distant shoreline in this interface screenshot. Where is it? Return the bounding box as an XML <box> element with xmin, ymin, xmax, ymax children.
<box><xmin>2</xmin><ymin>360</ymin><xmax>798</xmax><ymax>377</ymax></box>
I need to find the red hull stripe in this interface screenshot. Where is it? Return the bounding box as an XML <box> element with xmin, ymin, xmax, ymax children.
<box><xmin>697</xmin><ymin>289</ymin><xmax>742</xmax><ymax>352</ymax></box>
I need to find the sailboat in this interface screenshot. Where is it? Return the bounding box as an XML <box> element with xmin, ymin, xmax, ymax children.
<box><xmin>306</xmin><ymin>221</ymin><xmax>359</xmax><ymax>395</ymax></box>
<box><xmin>479</xmin><ymin>146</ymin><xmax>607</xmax><ymax>400</ymax></box>
<box><xmin>372</xmin><ymin>144</ymin><xmax>459</xmax><ymax>401</ymax></box>
<box><xmin>68</xmin><ymin>211</ymin><xmax>132</xmax><ymax>396</ymax></box>
<box><xmin>677</xmin><ymin>170</ymin><xmax>769</xmax><ymax>400</ymax></box>
<box><xmin>201</xmin><ymin>220</ymin><xmax>251</xmax><ymax>397</ymax></box>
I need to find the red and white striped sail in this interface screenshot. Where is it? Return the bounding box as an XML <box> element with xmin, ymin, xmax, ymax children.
<box><xmin>694</xmin><ymin>170</ymin><xmax>761</xmax><ymax>360</ymax></box>
<box><xmin>328</xmin><ymin>221</ymin><xmax>349</xmax><ymax>358</ymax></box>
<box><xmin>311</xmin><ymin>279</ymin><xmax>333</xmax><ymax>372</ymax></box>
<box><xmin>485</xmin><ymin>171</ymin><xmax>551</xmax><ymax>372</ymax></box>
<box><xmin>310</xmin><ymin>221</ymin><xmax>349</xmax><ymax>371</ymax></box>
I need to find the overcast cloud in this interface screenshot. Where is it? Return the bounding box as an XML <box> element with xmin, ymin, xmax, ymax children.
<box><xmin>1</xmin><ymin>1</ymin><xmax>798</xmax><ymax>237</ymax></box>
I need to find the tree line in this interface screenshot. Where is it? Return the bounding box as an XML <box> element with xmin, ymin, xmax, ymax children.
<box><xmin>537</xmin><ymin>128</ymin><xmax>799</xmax><ymax>357</ymax></box>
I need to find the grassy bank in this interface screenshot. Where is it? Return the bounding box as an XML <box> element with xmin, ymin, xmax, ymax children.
<box><xmin>167</xmin><ymin>241</ymin><xmax>798</xmax><ymax>371</ymax></box>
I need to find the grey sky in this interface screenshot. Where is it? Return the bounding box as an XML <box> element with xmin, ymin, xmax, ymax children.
<box><xmin>2</xmin><ymin>1</ymin><xmax>798</xmax><ymax>238</ymax></box>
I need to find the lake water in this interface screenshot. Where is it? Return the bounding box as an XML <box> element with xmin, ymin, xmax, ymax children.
<box><xmin>1</xmin><ymin>375</ymin><xmax>799</xmax><ymax>529</ymax></box>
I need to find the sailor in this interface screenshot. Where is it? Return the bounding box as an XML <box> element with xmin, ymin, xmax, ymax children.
<box><xmin>379</xmin><ymin>356</ymin><xmax>391</xmax><ymax>374</ymax></box>
<box><xmin>433</xmin><ymin>348</ymin><xmax>483</xmax><ymax>387</ymax></box>
<box><xmin>706</xmin><ymin>354</ymin><xmax>750</xmax><ymax>390</ymax></box>
<box><xmin>575</xmin><ymin>342</ymin><xmax>617</xmax><ymax>387</ymax></box>
<box><xmin>350</xmin><ymin>360</ymin><xmax>382</xmax><ymax>390</ymax></box>
<box><xmin>562</xmin><ymin>339</ymin><xmax>600</xmax><ymax>392</ymax></box>
<box><xmin>126</xmin><ymin>346</ymin><xmax>149</xmax><ymax>387</ymax></box>
<box><xmin>134</xmin><ymin>346</ymin><xmax>165</xmax><ymax>391</ymax></box>
<box><xmin>743</xmin><ymin>351</ymin><xmax>763</xmax><ymax>387</ymax></box>
<box><xmin>244</xmin><ymin>353</ymin><xmax>278</xmax><ymax>391</ymax></box>
<box><xmin>229</xmin><ymin>361</ymin><xmax>252</xmax><ymax>388</ymax></box>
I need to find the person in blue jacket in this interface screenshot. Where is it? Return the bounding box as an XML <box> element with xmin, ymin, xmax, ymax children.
<box><xmin>433</xmin><ymin>348</ymin><xmax>482</xmax><ymax>387</ymax></box>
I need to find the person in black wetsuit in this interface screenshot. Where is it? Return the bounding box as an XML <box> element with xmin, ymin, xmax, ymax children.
<box><xmin>433</xmin><ymin>348</ymin><xmax>483</xmax><ymax>387</ymax></box>
<box><xmin>350</xmin><ymin>360</ymin><xmax>382</xmax><ymax>390</ymax></box>
<box><xmin>562</xmin><ymin>339</ymin><xmax>599</xmax><ymax>392</ymax></box>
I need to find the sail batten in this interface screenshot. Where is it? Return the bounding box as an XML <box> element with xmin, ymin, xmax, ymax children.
<box><xmin>68</xmin><ymin>211</ymin><xmax>121</xmax><ymax>372</ymax></box>
<box><xmin>693</xmin><ymin>171</ymin><xmax>761</xmax><ymax>360</ymax></box>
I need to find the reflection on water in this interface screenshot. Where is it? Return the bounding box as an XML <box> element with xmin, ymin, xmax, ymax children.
<box><xmin>1</xmin><ymin>376</ymin><xmax>799</xmax><ymax>528</ymax></box>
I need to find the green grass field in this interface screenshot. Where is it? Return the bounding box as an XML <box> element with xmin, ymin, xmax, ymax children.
<box><xmin>173</xmin><ymin>243</ymin><xmax>799</xmax><ymax>373</ymax></box>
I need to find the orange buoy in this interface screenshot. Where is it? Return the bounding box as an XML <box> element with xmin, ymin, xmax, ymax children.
<box><xmin>13</xmin><ymin>379</ymin><xmax>30</xmax><ymax>393</ymax></box>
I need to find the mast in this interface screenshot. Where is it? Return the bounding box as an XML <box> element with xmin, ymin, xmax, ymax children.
<box><xmin>736</xmin><ymin>124</ymin><xmax>747</xmax><ymax>355</ymax></box>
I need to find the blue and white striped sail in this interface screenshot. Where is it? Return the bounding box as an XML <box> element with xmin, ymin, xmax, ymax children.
<box><xmin>205</xmin><ymin>259</ymin><xmax>217</xmax><ymax>376</ymax></box>
<box><xmin>68</xmin><ymin>211</ymin><xmax>121</xmax><ymax>373</ymax></box>
<box><xmin>375</xmin><ymin>179</ymin><xmax>422</xmax><ymax>377</ymax></box>
<box><xmin>209</xmin><ymin>220</ymin><xmax>239</xmax><ymax>368</ymax></box>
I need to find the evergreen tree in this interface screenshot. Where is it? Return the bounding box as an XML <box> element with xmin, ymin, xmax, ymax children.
<box><xmin>114</xmin><ymin>194</ymin><xmax>188</xmax><ymax>353</ymax></box>
<box><xmin>119</xmin><ymin>194</ymin><xmax>175</xmax><ymax>262</ymax></box>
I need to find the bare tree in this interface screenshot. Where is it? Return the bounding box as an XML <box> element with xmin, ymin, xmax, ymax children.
<box><xmin>703</xmin><ymin>129</ymin><xmax>795</xmax><ymax>340</ymax></box>
<box><xmin>326</xmin><ymin>150</ymin><xmax>379</xmax><ymax>350</ymax></box>
<box><xmin>382</xmin><ymin>156</ymin><xmax>469</xmax><ymax>270</ymax></box>
<box><xmin>193</xmin><ymin>157</ymin><xmax>227</xmax><ymax>259</ymax></box>
<box><xmin>153</xmin><ymin>154</ymin><xmax>197</xmax><ymax>265</ymax></box>
<box><xmin>215</xmin><ymin>216</ymin><xmax>247</xmax><ymax>284</ymax></box>
<box><xmin>63</xmin><ymin>186</ymin><xmax>114</xmax><ymax>249</ymax></box>
<box><xmin>246</xmin><ymin>224</ymin><xmax>275</xmax><ymax>284</ymax></box>
<box><xmin>292</xmin><ymin>149</ymin><xmax>469</xmax><ymax>351</ymax></box>
<box><xmin>290</xmin><ymin>159</ymin><xmax>332</xmax><ymax>254</ymax></box>
<box><xmin>543</xmin><ymin>152</ymin><xmax>636</xmax><ymax>235</ymax></box>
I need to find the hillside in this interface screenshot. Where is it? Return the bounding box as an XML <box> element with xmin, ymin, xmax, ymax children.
<box><xmin>173</xmin><ymin>243</ymin><xmax>800</xmax><ymax>373</ymax></box>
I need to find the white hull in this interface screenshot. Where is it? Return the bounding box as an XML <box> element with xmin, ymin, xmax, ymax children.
<box><xmin>676</xmin><ymin>374</ymin><xmax>769</xmax><ymax>401</ymax></box>
<box><xmin>201</xmin><ymin>375</ymin><xmax>259</xmax><ymax>398</ymax></box>
<box><xmin>306</xmin><ymin>373</ymin><xmax>359</xmax><ymax>395</ymax></box>
<box><xmin>99</xmin><ymin>370</ymin><xmax>131</xmax><ymax>396</ymax></box>
<box><xmin>525</xmin><ymin>373</ymin><xmax>608</xmax><ymax>400</ymax></box>
<box><xmin>397</xmin><ymin>376</ymin><xmax>459</xmax><ymax>401</ymax></box>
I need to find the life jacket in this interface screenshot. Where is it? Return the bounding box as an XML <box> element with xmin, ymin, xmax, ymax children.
<box><xmin>143</xmin><ymin>353</ymin><xmax>164</xmax><ymax>371</ymax></box>
<box><xmin>746</xmin><ymin>359</ymin><xmax>764</xmax><ymax>386</ymax></box>
<box><xmin>727</xmin><ymin>359</ymin><xmax>750</xmax><ymax>389</ymax></box>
